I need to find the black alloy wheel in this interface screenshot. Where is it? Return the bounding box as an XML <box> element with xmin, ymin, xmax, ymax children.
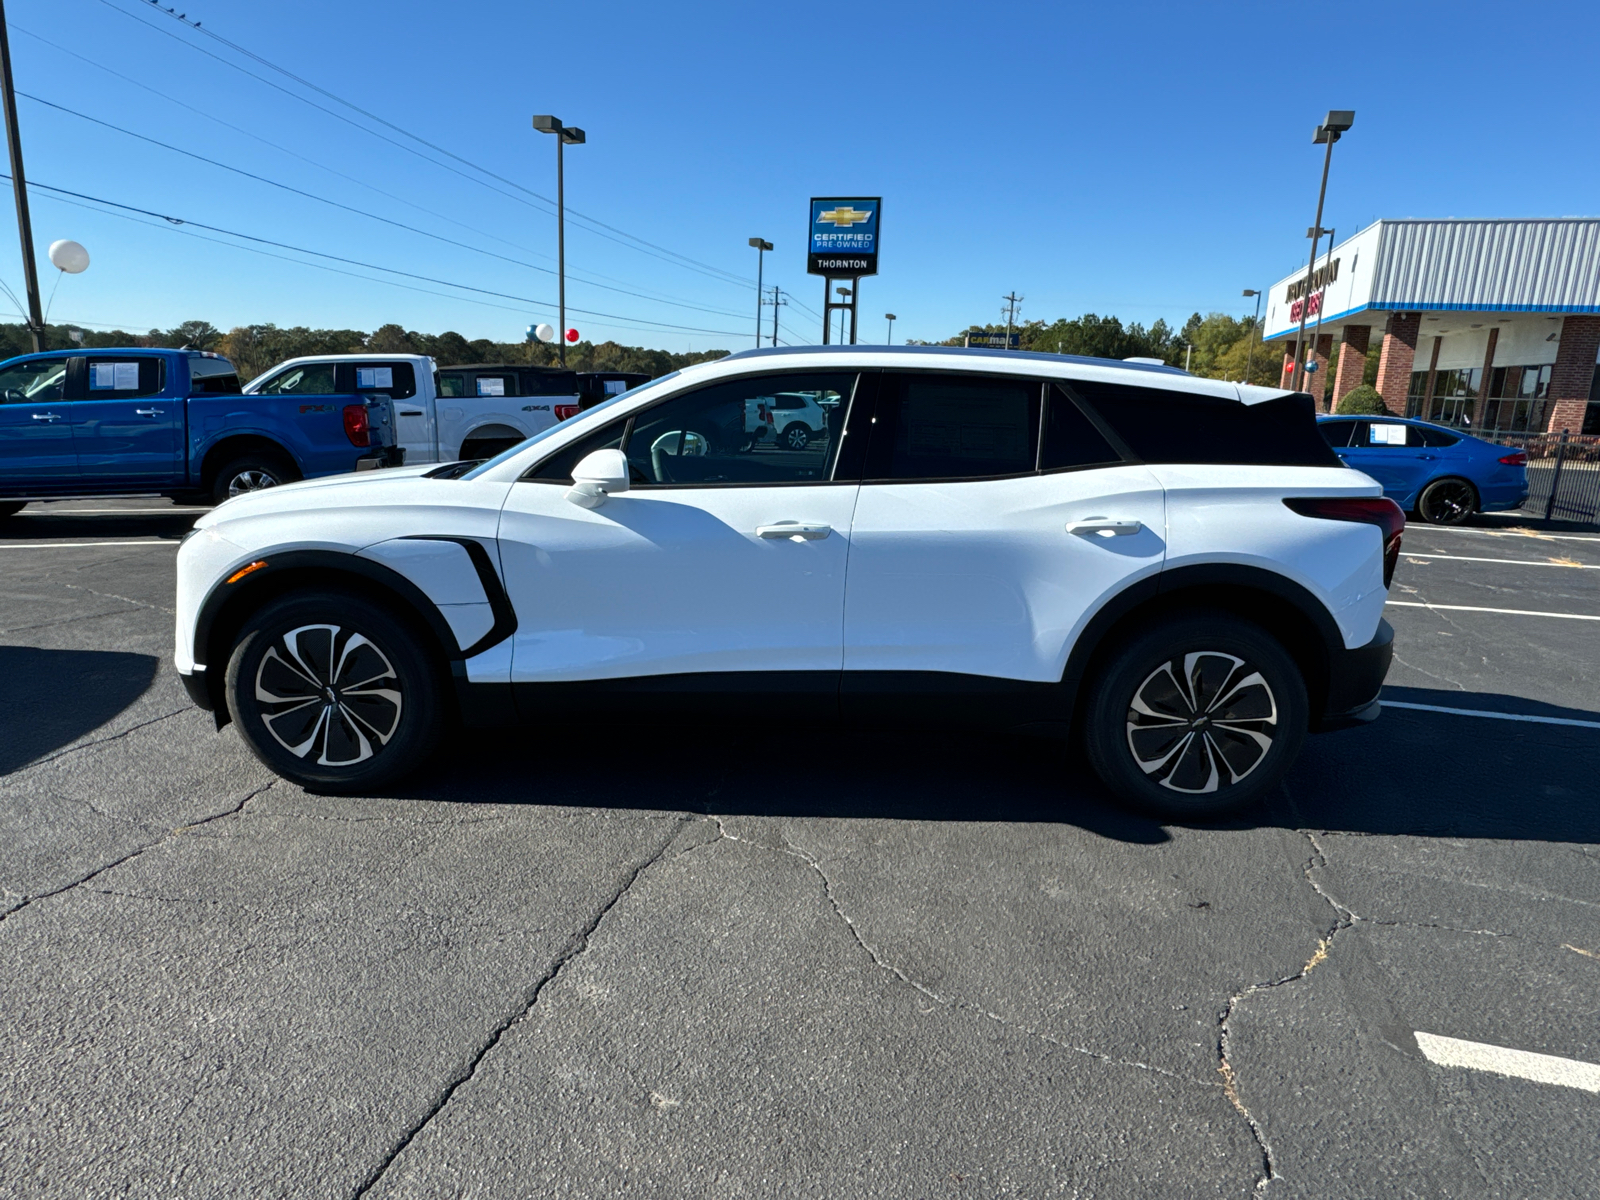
<box><xmin>782</xmin><ymin>424</ymin><xmax>811</xmax><ymax>452</ymax></box>
<box><xmin>225</xmin><ymin>589</ymin><xmax>441</xmax><ymax>792</ymax></box>
<box><xmin>1416</xmin><ymin>477</ymin><xmax>1478</xmax><ymax>525</ymax></box>
<box><xmin>1084</xmin><ymin>614</ymin><xmax>1307</xmax><ymax>818</ymax></box>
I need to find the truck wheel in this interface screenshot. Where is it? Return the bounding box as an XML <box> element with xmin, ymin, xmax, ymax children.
<box><xmin>212</xmin><ymin>455</ymin><xmax>295</xmax><ymax>504</ymax></box>
<box><xmin>0</xmin><ymin>501</ymin><xmax>25</xmax><ymax>520</ymax></box>
<box><xmin>1083</xmin><ymin>613</ymin><xmax>1307</xmax><ymax>820</ymax></box>
<box><xmin>224</xmin><ymin>588</ymin><xmax>442</xmax><ymax>793</ymax></box>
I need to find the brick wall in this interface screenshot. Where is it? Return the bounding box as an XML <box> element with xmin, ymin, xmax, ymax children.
<box><xmin>1374</xmin><ymin>312</ymin><xmax>1420</xmax><ymax>415</ymax></box>
<box><xmin>1331</xmin><ymin>324</ymin><xmax>1370</xmax><ymax>409</ymax></box>
<box><xmin>1307</xmin><ymin>334</ymin><xmax>1334</xmax><ymax>408</ymax></box>
<box><xmin>1546</xmin><ymin>314</ymin><xmax>1600</xmax><ymax>432</ymax></box>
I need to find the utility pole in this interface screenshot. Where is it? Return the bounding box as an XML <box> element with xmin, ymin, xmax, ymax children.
<box><xmin>0</xmin><ymin>1</ymin><xmax>44</xmax><ymax>352</ymax></box>
<box><xmin>1002</xmin><ymin>292</ymin><xmax>1023</xmax><ymax>350</ymax></box>
<box><xmin>769</xmin><ymin>286</ymin><xmax>786</xmax><ymax>347</ymax></box>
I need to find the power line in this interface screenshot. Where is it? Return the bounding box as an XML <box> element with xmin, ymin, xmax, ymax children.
<box><xmin>4</xmin><ymin>172</ymin><xmax>748</xmax><ymax>338</ymax></box>
<box><xmin>95</xmin><ymin>0</ymin><xmax>757</xmax><ymax>290</ymax></box>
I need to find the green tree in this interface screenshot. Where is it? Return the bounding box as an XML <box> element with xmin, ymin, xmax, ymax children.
<box><xmin>1334</xmin><ymin>383</ymin><xmax>1388</xmax><ymax>414</ymax></box>
<box><xmin>164</xmin><ymin>319</ymin><xmax>222</xmax><ymax>350</ymax></box>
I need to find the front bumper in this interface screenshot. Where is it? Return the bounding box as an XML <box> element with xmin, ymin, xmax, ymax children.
<box><xmin>1314</xmin><ymin>618</ymin><xmax>1393</xmax><ymax>732</ymax></box>
<box><xmin>178</xmin><ymin>666</ymin><xmax>213</xmax><ymax>711</ymax></box>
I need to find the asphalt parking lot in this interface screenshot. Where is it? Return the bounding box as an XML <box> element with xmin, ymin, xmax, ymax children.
<box><xmin>2</xmin><ymin>498</ymin><xmax>1597</xmax><ymax>1199</ymax></box>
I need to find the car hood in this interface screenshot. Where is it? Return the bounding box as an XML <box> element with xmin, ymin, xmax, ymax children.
<box><xmin>193</xmin><ymin>463</ymin><xmax>446</xmax><ymax>527</ymax></box>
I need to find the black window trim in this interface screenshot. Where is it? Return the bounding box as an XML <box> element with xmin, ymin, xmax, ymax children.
<box><xmin>520</xmin><ymin>369</ymin><xmax>865</xmax><ymax>489</ymax></box>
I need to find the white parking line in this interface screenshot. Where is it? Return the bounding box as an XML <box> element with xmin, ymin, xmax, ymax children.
<box><xmin>0</xmin><ymin>540</ymin><xmax>179</xmax><ymax>549</ymax></box>
<box><xmin>1415</xmin><ymin>1031</ymin><xmax>1600</xmax><ymax>1094</ymax></box>
<box><xmin>1387</xmin><ymin>601</ymin><xmax>1600</xmax><ymax>621</ymax></box>
<box><xmin>1382</xmin><ymin>701</ymin><xmax>1600</xmax><ymax>730</ymax></box>
<box><xmin>1416</xmin><ymin>527</ymin><xmax>1600</xmax><ymax>543</ymax></box>
<box><xmin>1402</xmin><ymin>553</ymin><xmax>1600</xmax><ymax>569</ymax></box>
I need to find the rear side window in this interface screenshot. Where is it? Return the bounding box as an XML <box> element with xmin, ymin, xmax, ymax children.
<box><xmin>866</xmin><ymin>372</ymin><xmax>1040</xmax><ymax>481</ymax></box>
<box><xmin>438</xmin><ymin>372</ymin><xmax>466</xmax><ymax>398</ymax></box>
<box><xmin>86</xmin><ymin>356</ymin><xmax>164</xmax><ymax>397</ymax></box>
<box><xmin>1068</xmin><ymin>379</ymin><xmax>1340</xmax><ymax>467</ymax></box>
<box><xmin>353</xmin><ymin>362</ymin><xmax>417</xmax><ymax>400</ymax></box>
<box><xmin>1419</xmin><ymin>426</ymin><xmax>1461</xmax><ymax>447</ymax></box>
<box><xmin>1041</xmin><ymin>385</ymin><xmax>1121</xmax><ymax>470</ymax></box>
<box><xmin>1318</xmin><ymin>420</ymin><xmax>1358</xmax><ymax>447</ymax></box>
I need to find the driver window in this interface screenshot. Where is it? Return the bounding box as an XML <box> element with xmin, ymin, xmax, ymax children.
<box><xmin>257</xmin><ymin>362</ymin><xmax>337</xmax><ymax>394</ymax></box>
<box><xmin>622</xmin><ymin>373</ymin><xmax>855</xmax><ymax>486</ymax></box>
<box><xmin>0</xmin><ymin>357</ymin><xmax>67</xmax><ymax>403</ymax></box>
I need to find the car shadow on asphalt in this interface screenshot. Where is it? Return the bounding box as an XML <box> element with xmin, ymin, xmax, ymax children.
<box><xmin>0</xmin><ymin>647</ymin><xmax>160</xmax><ymax>774</ymax></box>
<box><xmin>0</xmin><ymin>511</ymin><xmax>198</xmax><ymax>541</ymax></box>
<box><xmin>397</xmin><ymin>685</ymin><xmax>1600</xmax><ymax>845</ymax></box>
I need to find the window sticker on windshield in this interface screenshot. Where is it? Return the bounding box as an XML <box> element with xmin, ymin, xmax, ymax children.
<box><xmin>477</xmin><ymin>377</ymin><xmax>506</xmax><ymax>397</ymax></box>
<box><xmin>1370</xmin><ymin>423</ymin><xmax>1407</xmax><ymax>445</ymax></box>
<box><xmin>91</xmin><ymin>362</ymin><xmax>139</xmax><ymax>390</ymax></box>
<box><xmin>357</xmin><ymin>366</ymin><xmax>393</xmax><ymax>389</ymax></box>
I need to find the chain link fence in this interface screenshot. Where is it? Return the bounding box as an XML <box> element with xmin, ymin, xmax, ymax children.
<box><xmin>1495</xmin><ymin>431</ymin><xmax>1600</xmax><ymax>525</ymax></box>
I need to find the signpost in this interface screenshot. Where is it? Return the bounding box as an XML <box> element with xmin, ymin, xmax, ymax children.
<box><xmin>808</xmin><ymin>197</ymin><xmax>880</xmax><ymax>345</ymax></box>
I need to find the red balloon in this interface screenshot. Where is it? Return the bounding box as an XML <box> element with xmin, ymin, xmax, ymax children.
<box><xmin>565</xmin><ymin>328</ymin><xmax>579</xmax><ymax>343</ymax></box>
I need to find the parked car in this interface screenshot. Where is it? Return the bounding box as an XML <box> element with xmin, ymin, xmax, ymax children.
<box><xmin>0</xmin><ymin>347</ymin><xmax>398</xmax><ymax>516</ymax></box>
<box><xmin>1316</xmin><ymin>415</ymin><xmax>1529</xmax><ymax>524</ymax></box>
<box><xmin>246</xmin><ymin>355</ymin><xmax>581</xmax><ymax>465</ymax></box>
<box><xmin>174</xmin><ymin>346</ymin><xmax>1400</xmax><ymax>818</ymax></box>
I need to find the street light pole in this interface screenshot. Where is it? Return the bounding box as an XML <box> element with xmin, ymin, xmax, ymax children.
<box><xmin>885</xmin><ymin>313</ymin><xmax>896</xmax><ymax>345</ymax></box>
<box><xmin>1309</xmin><ymin>226</ymin><xmax>1335</xmax><ymax>405</ymax></box>
<box><xmin>533</xmin><ymin>115</ymin><xmax>585</xmax><ymax>366</ymax></box>
<box><xmin>0</xmin><ymin>0</ymin><xmax>44</xmax><ymax>352</ymax></box>
<box><xmin>748</xmin><ymin>238</ymin><xmax>772</xmax><ymax>349</ymax></box>
<box><xmin>1291</xmin><ymin>110</ymin><xmax>1353</xmax><ymax>391</ymax></box>
<box><xmin>1242</xmin><ymin>288</ymin><xmax>1262</xmax><ymax>385</ymax></box>
<box><xmin>836</xmin><ymin>286</ymin><xmax>851</xmax><ymax>345</ymax></box>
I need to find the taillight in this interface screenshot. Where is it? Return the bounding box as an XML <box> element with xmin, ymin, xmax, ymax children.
<box><xmin>342</xmin><ymin>404</ymin><xmax>371</xmax><ymax>447</ymax></box>
<box><xmin>1284</xmin><ymin>496</ymin><xmax>1407</xmax><ymax>588</ymax></box>
<box><xmin>1498</xmin><ymin>451</ymin><xmax>1526</xmax><ymax>466</ymax></box>
<box><xmin>553</xmin><ymin>404</ymin><xmax>580</xmax><ymax>420</ymax></box>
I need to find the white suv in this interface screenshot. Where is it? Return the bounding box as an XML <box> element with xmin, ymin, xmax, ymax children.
<box><xmin>174</xmin><ymin>347</ymin><xmax>1401</xmax><ymax>817</ymax></box>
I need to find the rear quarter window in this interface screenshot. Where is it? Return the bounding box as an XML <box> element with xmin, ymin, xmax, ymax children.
<box><xmin>1068</xmin><ymin>379</ymin><xmax>1340</xmax><ymax>467</ymax></box>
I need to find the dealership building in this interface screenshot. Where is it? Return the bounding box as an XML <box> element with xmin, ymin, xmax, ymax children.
<box><xmin>1263</xmin><ymin>219</ymin><xmax>1600</xmax><ymax>435</ymax></box>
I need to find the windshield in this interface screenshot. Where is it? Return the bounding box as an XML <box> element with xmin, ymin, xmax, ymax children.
<box><xmin>459</xmin><ymin>371</ymin><xmax>682</xmax><ymax>480</ymax></box>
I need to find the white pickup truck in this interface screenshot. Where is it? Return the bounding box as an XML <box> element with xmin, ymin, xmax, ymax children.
<box><xmin>243</xmin><ymin>355</ymin><xmax>584</xmax><ymax>464</ymax></box>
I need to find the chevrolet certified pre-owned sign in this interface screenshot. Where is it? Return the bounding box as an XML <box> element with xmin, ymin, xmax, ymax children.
<box><xmin>808</xmin><ymin>197</ymin><xmax>881</xmax><ymax>277</ymax></box>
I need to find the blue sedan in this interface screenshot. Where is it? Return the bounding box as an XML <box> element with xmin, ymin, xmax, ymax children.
<box><xmin>1316</xmin><ymin>415</ymin><xmax>1530</xmax><ymax>525</ymax></box>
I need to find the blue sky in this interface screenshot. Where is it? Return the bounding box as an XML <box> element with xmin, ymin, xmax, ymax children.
<box><xmin>4</xmin><ymin>0</ymin><xmax>1598</xmax><ymax>352</ymax></box>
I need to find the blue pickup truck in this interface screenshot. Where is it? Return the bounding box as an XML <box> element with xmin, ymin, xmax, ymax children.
<box><xmin>0</xmin><ymin>347</ymin><xmax>398</xmax><ymax>517</ymax></box>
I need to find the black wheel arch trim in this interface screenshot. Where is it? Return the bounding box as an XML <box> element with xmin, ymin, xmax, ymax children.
<box><xmin>190</xmin><ymin>540</ymin><xmax>517</xmax><ymax>714</ymax></box>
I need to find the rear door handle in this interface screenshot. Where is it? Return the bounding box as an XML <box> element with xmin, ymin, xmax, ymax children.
<box><xmin>757</xmin><ymin>522</ymin><xmax>832</xmax><ymax>540</ymax></box>
<box><xmin>31</xmin><ymin>412</ymin><xmax>62</xmax><ymax>422</ymax></box>
<box><xmin>134</xmin><ymin>408</ymin><xmax>164</xmax><ymax>417</ymax></box>
<box><xmin>1068</xmin><ymin>518</ymin><xmax>1144</xmax><ymax>538</ymax></box>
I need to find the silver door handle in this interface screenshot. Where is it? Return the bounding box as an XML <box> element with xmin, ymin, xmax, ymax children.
<box><xmin>757</xmin><ymin>522</ymin><xmax>832</xmax><ymax>540</ymax></box>
<box><xmin>135</xmin><ymin>408</ymin><xmax>164</xmax><ymax>417</ymax></box>
<box><xmin>31</xmin><ymin>412</ymin><xmax>62</xmax><ymax>422</ymax></box>
<box><xmin>1068</xmin><ymin>518</ymin><xmax>1143</xmax><ymax>538</ymax></box>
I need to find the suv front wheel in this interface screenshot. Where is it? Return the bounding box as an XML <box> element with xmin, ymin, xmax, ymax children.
<box><xmin>224</xmin><ymin>588</ymin><xmax>442</xmax><ymax>792</ymax></box>
<box><xmin>1083</xmin><ymin>614</ymin><xmax>1307</xmax><ymax>818</ymax></box>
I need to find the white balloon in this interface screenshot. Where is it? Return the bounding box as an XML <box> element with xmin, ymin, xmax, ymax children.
<box><xmin>534</xmin><ymin>322</ymin><xmax>556</xmax><ymax>344</ymax></box>
<box><xmin>49</xmin><ymin>239</ymin><xmax>90</xmax><ymax>274</ymax></box>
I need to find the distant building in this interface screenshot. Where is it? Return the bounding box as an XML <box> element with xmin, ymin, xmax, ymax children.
<box><xmin>1264</xmin><ymin>219</ymin><xmax>1600</xmax><ymax>434</ymax></box>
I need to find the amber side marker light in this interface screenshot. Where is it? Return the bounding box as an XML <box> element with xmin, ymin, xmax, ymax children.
<box><xmin>226</xmin><ymin>560</ymin><xmax>268</xmax><ymax>584</ymax></box>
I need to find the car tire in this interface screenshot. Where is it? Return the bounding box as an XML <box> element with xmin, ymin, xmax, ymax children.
<box><xmin>224</xmin><ymin>588</ymin><xmax>442</xmax><ymax>793</ymax></box>
<box><xmin>1083</xmin><ymin>613</ymin><xmax>1307</xmax><ymax>819</ymax></box>
<box><xmin>781</xmin><ymin>424</ymin><xmax>811</xmax><ymax>451</ymax></box>
<box><xmin>212</xmin><ymin>454</ymin><xmax>296</xmax><ymax>505</ymax></box>
<box><xmin>1416</xmin><ymin>477</ymin><xmax>1477</xmax><ymax>525</ymax></box>
<box><xmin>0</xmin><ymin>501</ymin><xmax>24</xmax><ymax>520</ymax></box>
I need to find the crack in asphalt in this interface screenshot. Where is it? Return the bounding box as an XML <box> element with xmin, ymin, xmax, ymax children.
<box><xmin>706</xmin><ymin>818</ymin><xmax>1205</xmax><ymax>1089</ymax></box>
<box><xmin>349</xmin><ymin>814</ymin><xmax>695</xmax><ymax>1200</ymax></box>
<box><xmin>60</xmin><ymin>581</ymin><xmax>176</xmax><ymax>614</ymax></box>
<box><xmin>0</xmin><ymin>782</ymin><xmax>273</xmax><ymax>927</ymax></box>
<box><xmin>5</xmin><ymin>706</ymin><xmax>197</xmax><ymax>776</ymax></box>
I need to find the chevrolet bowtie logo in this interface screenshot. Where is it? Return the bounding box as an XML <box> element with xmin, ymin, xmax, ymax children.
<box><xmin>816</xmin><ymin>206</ymin><xmax>872</xmax><ymax>227</ymax></box>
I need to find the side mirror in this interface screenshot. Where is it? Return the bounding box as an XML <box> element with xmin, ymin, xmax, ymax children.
<box><xmin>566</xmin><ymin>448</ymin><xmax>630</xmax><ymax>509</ymax></box>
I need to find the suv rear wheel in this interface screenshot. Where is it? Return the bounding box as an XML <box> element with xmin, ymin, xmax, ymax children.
<box><xmin>224</xmin><ymin>589</ymin><xmax>442</xmax><ymax>792</ymax></box>
<box><xmin>1083</xmin><ymin>614</ymin><xmax>1307</xmax><ymax>818</ymax></box>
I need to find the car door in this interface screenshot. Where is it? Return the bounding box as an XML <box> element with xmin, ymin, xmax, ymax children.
<box><xmin>497</xmin><ymin>371</ymin><xmax>860</xmax><ymax>687</ymax></box>
<box><xmin>0</xmin><ymin>355</ymin><xmax>76</xmax><ymax>488</ymax></box>
<box><xmin>842</xmin><ymin>372</ymin><xmax>1166</xmax><ymax>683</ymax></box>
<box><xmin>1337</xmin><ymin>419</ymin><xmax>1434</xmax><ymax>505</ymax></box>
<box><xmin>71</xmin><ymin>354</ymin><xmax>184</xmax><ymax>484</ymax></box>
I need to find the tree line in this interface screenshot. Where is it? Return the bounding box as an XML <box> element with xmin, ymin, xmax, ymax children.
<box><xmin>0</xmin><ymin>320</ymin><xmax>730</xmax><ymax>384</ymax></box>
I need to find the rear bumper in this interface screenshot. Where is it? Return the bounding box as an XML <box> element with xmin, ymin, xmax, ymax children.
<box><xmin>1314</xmin><ymin>618</ymin><xmax>1393</xmax><ymax>732</ymax></box>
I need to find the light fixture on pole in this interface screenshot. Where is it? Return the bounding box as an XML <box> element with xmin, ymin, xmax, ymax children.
<box><xmin>885</xmin><ymin>313</ymin><xmax>896</xmax><ymax>344</ymax></box>
<box><xmin>1291</xmin><ymin>110</ymin><xmax>1353</xmax><ymax>391</ymax></box>
<box><xmin>748</xmin><ymin>238</ymin><xmax>772</xmax><ymax>348</ymax></box>
<box><xmin>532</xmin><ymin>114</ymin><xmax>585</xmax><ymax>367</ymax></box>
<box><xmin>1242</xmin><ymin>288</ymin><xmax>1262</xmax><ymax>385</ymax></box>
